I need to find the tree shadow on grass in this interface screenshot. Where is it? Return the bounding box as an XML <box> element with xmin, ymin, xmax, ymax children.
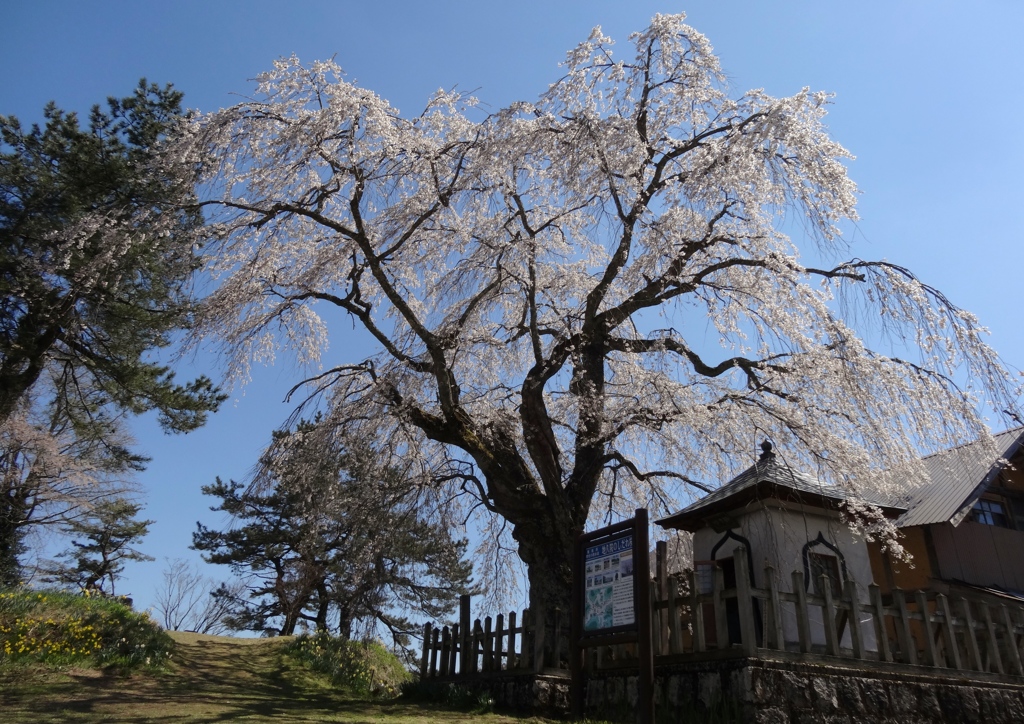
<box><xmin>1</xmin><ymin>638</ymin><xmax>546</xmax><ymax>723</ymax></box>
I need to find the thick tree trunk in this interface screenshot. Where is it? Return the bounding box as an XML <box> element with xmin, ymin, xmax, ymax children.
<box><xmin>0</xmin><ymin>484</ymin><xmax>30</xmax><ymax>588</ymax></box>
<box><xmin>314</xmin><ymin>582</ymin><xmax>330</xmax><ymax>631</ymax></box>
<box><xmin>337</xmin><ymin>603</ymin><xmax>353</xmax><ymax>640</ymax></box>
<box><xmin>0</xmin><ymin>315</ymin><xmax>63</xmax><ymax>426</ymax></box>
<box><xmin>512</xmin><ymin>505</ymin><xmax>581</xmax><ymax>620</ymax></box>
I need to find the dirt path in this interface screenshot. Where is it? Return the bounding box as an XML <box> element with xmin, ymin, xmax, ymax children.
<box><xmin>0</xmin><ymin>632</ymin><xmax>552</xmax><ymax>723</ymax></box>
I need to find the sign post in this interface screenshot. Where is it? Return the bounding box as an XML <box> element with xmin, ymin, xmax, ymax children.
<box><xmin>570</xmin><ymin>509</ymin><xmax>653</xmax><ymax>723</ymax></box>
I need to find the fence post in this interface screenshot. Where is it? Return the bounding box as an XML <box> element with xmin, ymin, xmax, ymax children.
<box><xmin>690</xmin><ymin>569</ymin><xmax>706</xmax><ymax>653</ymax></box>
<box><xmin>713</xmin><ymin>565</ymin><xmax>729</xmax><ymax>649</ymax></box>
<box><xmin>893</xmin><ymin>588</ymin><xmax>917</xmax><ymax>665</ymax></box>
<box><xmin>667</xmin><ymin>576</ymin><xmax>682</xmax><ymax>654</ymax></box>
<box><xmin>440</xmin><ymin>626</ymin><xmax>451</xmax><ymax>677</ymax></box>
<box><xmin>936</xmin><ymin>594</ymin><xmax>961</xmax><ymax>670</ymax></box>
<box><xmin>471</xmin><ymin>619</ymin><xmax>483</xmax><ymax>674</ymax></box>
<box><xmin>999</xmin><ymin>606</ymin><xmax>1024</xmax><ymax>679</ymax></box>
<box><xmin>869</xmin><ymin>584</ymin><xmax>892</xmax><ymax>663</ymax></box>
<box><xmin>821</xmin><ymin>575</ymin><xmax>840</xmax><ymax>656</ymax></box>
<box><xmin>960</xmin><ymin>598</ymin><xmax>982</xmax><ymax>671</ymax></box>
<box><xmin>915</xmin><ymin>590</ymin><xmax>937</xmax><ymax>667</ymax></box>
<box><xmin>494</xmin><ymin>613</ymin><xmax>505</xmax><ymax>671</ymax></box>
<box><xmin>508</xmin><ymin>610</ymin><xmax>519</xmax><ymax>669</ymax></box>
<box><xmin>650</xmin><ymin>581</ymin><xmax>661</xmax><ymax>655</ymax></box>
<box><xmin>459</xmin><ymin>595</ymin><xmax>471</xmax><ymax>676</ymax></box>
<box><xmin>656</xmin><ymin>541</ymin><xmax>669</xmax><ymax>654</ymax></box>
<box><xmin>483</xmin><ymin>616</ymin><xmax>494</xmax><ymax>672</ymax></box>
<box><xmin>844</xmin><ymin>578</ymin><xmax>864</xmax><ymax>660</ymax></box>
<box><xmin>449</xmin><ymin>623</ymin><xmax>461</xmax><ymax>675</ymax></box>
<box><xmin>421</xmin><ymin>622</ymin><xmax>432</xmax><ymax>678</ymax></box>
<box><xmin>430</xmin><ymin>626</ymin><xmax>440</xmax><ymax>677</ymax></box>
<box><xmin>1002</xmin><ymin>605</ymin><xmax>1024</xmax><ymax>676</ymax></box>
<box><xmin>982</xmin><ymin>604</ymin><xmax>1004</xmax><ymax>674</ymax></box>
<box><xmin>792</xmin><ymin>570</ymin><xmax>811</xmax><ymax>654</ymax></box>
<box><xmin>765</xmin><ymin>566</ymin><xmax>784</xmax><ymax>651</ymax></box>
<box><xmin>733</xmin><ymin>548</ymin><xmax>757</xmax><ymax>655</ymax></box>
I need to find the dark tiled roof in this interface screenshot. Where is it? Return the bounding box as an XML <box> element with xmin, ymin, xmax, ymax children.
<box><xmin>895</xmin><ymin>428</ymin><xmax>1024</xmax><ymax>528</ymax></box>
<box><xmin>656</xmin><ymin>450</ymin><xmax>902</xmax><ymax>532</ymax></box>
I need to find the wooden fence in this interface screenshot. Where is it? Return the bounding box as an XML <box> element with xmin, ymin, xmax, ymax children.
<box><xmin>421</xmin><ymin>545</ymin><xmax>1024</xmax><ymax>679</ymax></box>
<box><xmin>419</xmin><ymin>600</ymin><xmax>568</xmax><ymax>678</ymax></box>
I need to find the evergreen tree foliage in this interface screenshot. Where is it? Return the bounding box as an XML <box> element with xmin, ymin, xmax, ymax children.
<box><xmin>0</xmin><ymin>81</ymin><xmax>225</xmax><ymax>582</ymax></box>
<box><xmin>41</xmin><ymin>498</ymin><xmax>154</xmax><ymax>595</ymax></box>
<box><xmin>193</xmin><ymin>421</ymin><xmax>474</xmax><ymax>640</ymax></box>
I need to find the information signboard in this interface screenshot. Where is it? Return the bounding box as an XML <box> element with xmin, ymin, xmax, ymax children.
<box><xmin>571</xmin><ymin>509</ymin><xmax>653</xmax><ymax>723</ymax></box>
<box><xmin>583</xmin><ymin>532</ymin><xmax>635</xmax><ymax>631</ymax></box>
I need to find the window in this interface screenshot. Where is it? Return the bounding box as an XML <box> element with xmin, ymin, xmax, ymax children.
<box><xmin>693</xmin><ymin>560</ymin><xmax>717</xmax><ymax>595</ymax></box>
<box><xmin>970</xmin><ymin>498</ymin><xmax>1011</xmax><ymax>528</ymax></box>
<box><xmin>808</xmin><ymin>552</ymin><xmax>841</xmax><ymax>597</ymax></box>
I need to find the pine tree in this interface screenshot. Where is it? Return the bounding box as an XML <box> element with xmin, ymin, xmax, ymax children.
<box><xmin>41</xmin><ymin>498</ymin><xmax>154</xmax><ymax>595</ymax></box>
<box><xmin>194</xmin><ymin>421</ymin><xmax>474</xmax><ymax>640</ymax></box>
<box><xmin>0</xmin><ymin>81</ymin><xmax>225</xmax><ymax>582</ymax></box>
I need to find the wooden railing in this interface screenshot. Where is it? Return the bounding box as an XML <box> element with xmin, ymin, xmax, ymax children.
<box><xmin>420</xmin><ymin>601</ymin><xmax>567</xmax><ymax>678</ymax></box>
<box><xmin>648</xmin><ymin>546</ymin><xmax>1024</xmax><ymax>676</ymax></box>
<box><xmin>421</xmin><ymin>546</ymin><xmax>1024</xmax><ymax>679</ymax></box>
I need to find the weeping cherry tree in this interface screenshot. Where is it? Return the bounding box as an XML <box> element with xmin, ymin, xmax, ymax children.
<box><xmin>173</xmin><ymin>14</ymin><xmax>1020</xmax><ymax>615</ymax></box>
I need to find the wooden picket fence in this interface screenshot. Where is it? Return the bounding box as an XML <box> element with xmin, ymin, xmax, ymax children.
<box><xmin>420</xmin><ymin>545</ymin><xmax>1024</xmax><ymax>679</ymax></box>
<box><xmin>419</xmin><ymin>603</ymin><xmax>568</xmax><ymax>678</ymax></box>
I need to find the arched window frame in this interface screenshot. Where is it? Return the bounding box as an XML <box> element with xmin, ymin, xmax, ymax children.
<box><xmin>801</xmin><ymin>532</ymin><xmax>848</xmax><ymax>592</ymax></box>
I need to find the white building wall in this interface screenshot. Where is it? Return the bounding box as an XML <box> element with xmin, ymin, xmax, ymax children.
<box><xmin>692</xmin><ymin>503</ymin><xmax>878</xmax><ymax>652</ymax></box>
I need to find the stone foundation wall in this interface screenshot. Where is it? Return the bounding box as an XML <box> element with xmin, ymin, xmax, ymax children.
<box><xmin>423</xmin><ymin>671</ymin><xmax>570</xmax><ymax>716</ymax></box>
<box><xmin>584</xmin><ymin>656</ymin><xmax>1024</xmax><ymax>723</ymax></box>
<box><xmin>744</xmin><ymin>660</ymin><xmax>1024</xmax><ymax>724</ymax></box>
<box><xmin>424</xmin><ymin>655</ymin><xmax>1024</xmax><ymax>722</ymax></box>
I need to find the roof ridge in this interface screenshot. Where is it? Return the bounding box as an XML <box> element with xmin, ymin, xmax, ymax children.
<box><xmin>919</xmin><ymin>426</ymin><xmax>1024</xmax><ymax>461</ymax></box>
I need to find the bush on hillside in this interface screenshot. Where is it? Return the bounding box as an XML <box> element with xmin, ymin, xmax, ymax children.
<box><xmin>0</xmin><ymin>588</ymin><xmax>173</xmax><ymax>672</ymax></box>
<box><xmin>285</xmin><ymin>632</ymin><xmax>411</xmax><ymax>698</ymax></box>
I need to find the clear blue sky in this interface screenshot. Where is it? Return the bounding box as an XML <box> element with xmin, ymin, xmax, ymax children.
<box><xmin>4</xmin><ymin>1</ymin><xmax>1023</xmax><ymax>618</ymax></box>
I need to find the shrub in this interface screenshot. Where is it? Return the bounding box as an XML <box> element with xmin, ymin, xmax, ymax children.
<box><xmin>285</xmin><ymin>632</ymin><xmax>411</xmax><ymax>698</ymax></box>
<box><xmin>0</xmin><ymin>588</ymin><xmax>173</xmax><ymax>672</ymax></box>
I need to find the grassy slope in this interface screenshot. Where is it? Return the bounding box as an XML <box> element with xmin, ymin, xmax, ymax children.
<box><xmin>0</xmin><ymin>631</ymin><xmax>556</xmax><ymax>723</ymax></box>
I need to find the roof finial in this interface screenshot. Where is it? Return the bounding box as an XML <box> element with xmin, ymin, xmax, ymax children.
<box><xmin>760</xmin><ymin>440</ymin><xmax>775</xmax><ymax>461</ymax></box>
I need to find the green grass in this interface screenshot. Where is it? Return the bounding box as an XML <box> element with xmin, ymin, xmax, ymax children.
<box><xmin>0</xmin><ymin>624</ymin><xmax>564</xmax><ymax>723</ymax></box>
<box><xmin>286</xmin><ymin>632</ymin><xmax>414</xmax><ymax>697</ymax></box>
<box><xmin>0</xmin><ymin>588</ymin><xmax>172</xmax><ymax>672</ymax></box>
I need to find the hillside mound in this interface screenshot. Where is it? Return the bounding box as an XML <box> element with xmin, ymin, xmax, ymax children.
<box><xmin>0</xmin><ymin>630</ymin><xmax>553</xmax><ymax>723</ymax></box>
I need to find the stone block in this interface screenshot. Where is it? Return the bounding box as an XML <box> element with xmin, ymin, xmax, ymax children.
<box><xmin>888</xmin><ymin>682</ymin><xmax>917</xmax><ymax>713</ymax></box>
<box><xmin>730</xmin><ymin>666</ymin><xmax>754</xmax><ymax>703</ymax></box>
<box><xmin>976</xmin><ymin>687</ymin><xmax>1006</xmax><ymax>721</ymax></box>
<box><xmin>811</xmin><ymin>676</ymin><xmax>839</xmax><ymax>713</ymax></box>
<box><xmin>699</xmin><ymin>672</ymin><xmax>721</xmax><ymax>708</ymax></box>
<box><xmin>781</xmin><ymin>671</ymin><xmax>811</xmax><ymax>710</ymax></box>
<box><xmin>835</xmin><ymin>675</ymin><xmax>865</xmax><ymax>716</ymax></box>
<box><xmin>755</xmin><ymin>706</ymin><xmax>789</xmax><ymax>724</ymax></box>
<box><xmin>751</xmin><ymin>669</ymin><xmax>780</xmax><ymax>704</ymax></box>
<box><xmin>917</xmin><ymin>686</ymin><xmax>942</xmax><ymax>721</ymax></box>
<box><xmin>999</xmin><ymin>690</ymin><xmax>1024</xmax><ymax>722</ymax></box>
<box><xmin>936</xmin><ymin>685</ymin><xmax>980</xmax><ymax>722</ymax></box>
<box><xmin>665</xmin><ymin>674</ymin><xmax>681</xmax><ymax>706</ymax></box>
<box><xmin>858</xmin><ymin>678</ymin><xmax>889</xmax><ymax>714</ymax></box>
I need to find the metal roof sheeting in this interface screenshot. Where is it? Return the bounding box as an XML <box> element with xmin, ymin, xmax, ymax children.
<box><xmin>895</xmin><ymin>428</ymin><xmax>1024</xmax><ymax>528</ymax></box>
<box><xmin>656</xmin><ymin>430</ymin><xmax>1024</xmax><ymax>532</ymax></box>
<box><xmin>656</xmin><ymin>451</ymin><xmax>899</xmax><ymax>531</ymax></box>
